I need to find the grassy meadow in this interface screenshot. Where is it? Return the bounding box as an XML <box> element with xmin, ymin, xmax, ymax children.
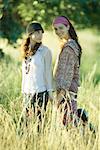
<box><xmin>0</xmin><ymin>29</ymin><xmax>100</xmax><ymax>150</ymax></box>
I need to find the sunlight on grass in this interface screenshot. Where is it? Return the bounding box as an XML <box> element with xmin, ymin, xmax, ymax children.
<box><xmin>0</xmin><ymin>29</ymin><xmax>99</xmax><ymax>150</ymax></box>
<box><xmin>0</xmin><ymin>81</ymin><xmax>99</xmax><ymax>150</ymax></box>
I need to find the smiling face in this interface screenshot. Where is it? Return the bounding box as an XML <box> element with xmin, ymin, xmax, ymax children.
<box><xmin>30</xmin><ymin>30</ymin><xmax>43</xmax><ymax>43</ymax></box>
<box><xmin>54</xmin><ymin>23</ymin><xmax>70</xmax><ymax>40</ymax></box>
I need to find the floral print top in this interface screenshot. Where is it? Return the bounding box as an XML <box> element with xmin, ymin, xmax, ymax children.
<box><xmin>54</xmin><ymin>39</ymin><xmax>80</xmax><ymax>93</ymax></box>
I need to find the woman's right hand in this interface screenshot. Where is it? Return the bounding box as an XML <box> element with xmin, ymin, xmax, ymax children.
<box><xmin>56</xmin><ymin>89</ymin><xmax>66</xmax><ymax>108</ymax></box>
<box><xmin>48</xmin><ymin>91</ymin><xmax>53</xmax><ymax>102</ymax></box>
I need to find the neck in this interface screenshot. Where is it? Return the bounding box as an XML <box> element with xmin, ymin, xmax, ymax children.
<box><xmin>60</xmin><ymin>36</ymin><xmax>71</xmax><ymax>49</ymax></box>
<box><xmin>65</xmin><ymin>33</ymin><xmax>71</xmax><ymax>41</ymax></box>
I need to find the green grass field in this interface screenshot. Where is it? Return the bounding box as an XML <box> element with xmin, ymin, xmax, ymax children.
<box><xmin>0</xmin><ymin>29</ymin><xmax>99</xmax><ymax>150</ymax></box>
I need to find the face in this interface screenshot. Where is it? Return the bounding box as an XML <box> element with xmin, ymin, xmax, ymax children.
<box><xmin>54</xmin><ymin>23</ymin><xmax>69</xmax><ymax>40</ymax></box>
<box><xmin>30</xmin><ymin>30</ymin><xmax>43</xmax><ymax>43</ymax></box>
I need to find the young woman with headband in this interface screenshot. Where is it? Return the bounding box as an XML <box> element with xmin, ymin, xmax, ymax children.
<box><xmin>53</xmin><ymin>16</ymin><xmax>82</xmax><ymax>126</ymax></box>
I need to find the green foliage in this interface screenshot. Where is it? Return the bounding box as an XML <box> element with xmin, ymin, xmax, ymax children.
<box><xmin>0</xmin><ymin>0</ymin><xmax>23</xmax><ymax>43</ymax></box>
<box><xmin>0</xmin><ymin>48</ymin><xmax>4</xmax><ymax>59</ymax></box>
<box><xmin>0</xmin><ymin>55</ymin><xmax>21</xmax><ymax>109</ymax></box>
<box><xmin>78</xmin><ymin>29</ymin><xmax>100</xmax><ymax>85</ymax></box>
<box><xmin>0</xmin><ymin>0</ymin><xmax>100</xmax><ymax>42</ymax></box>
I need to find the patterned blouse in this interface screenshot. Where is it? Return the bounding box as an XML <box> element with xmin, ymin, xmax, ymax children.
<box><xmin>54</xmin><ymin>39</ymin><xmax>80</xmax><ymax>93</ymax></box>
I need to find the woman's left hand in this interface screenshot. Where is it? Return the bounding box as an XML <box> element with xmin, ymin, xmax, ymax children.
<box><xmin>56</xmin><ymin>89</ymin><xmax>66</xmax><ymax>108</ymax></box>
<box><xmin>57</xmin><ymin>89</ymin><xmax>66</xmax><ymax>98</ymax></box>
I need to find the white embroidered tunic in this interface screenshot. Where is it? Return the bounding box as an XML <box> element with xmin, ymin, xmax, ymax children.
<box><xmin>22</xmin><ymin>44</ymin><xmax>53</xmax><ymax>94</ymax></box>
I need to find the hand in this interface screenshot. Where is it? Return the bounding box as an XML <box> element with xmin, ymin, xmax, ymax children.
<box><xmin>56</xmin><ymin>89</ymin><xmax>66</xmax><ymax>108</ymax></box>
<box><xmin>60</xmin><ymin>89</ymin><xmax>66</xmax><ymax>96</ymax></box>
<box><xmin>48</xmin><ymin>91</ymin><xmax>53</xmax><ymax>101</ymax></box>
<box><xmin>57</xmin><ymin>89</ymin><xmax>66</xmax><ymax>100</ymax></box>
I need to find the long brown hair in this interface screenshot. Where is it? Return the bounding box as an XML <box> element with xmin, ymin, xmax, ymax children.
<box><xmin>21</xmin><ymin>36</ymin><xmax>41</xmax><ymax>59</ymax></box>
<box><xmin>62</xmin><ymin>16</ymin><xmax>82</xmax><ymax>66</ymax></box>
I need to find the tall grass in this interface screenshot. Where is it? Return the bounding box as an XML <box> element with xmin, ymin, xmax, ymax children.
<box><xmin>0</xmin><ymin>29</ymin><xmax>99</xmax><ymax>150</ymax></box>
<box><xmin>0</xmin><ymin>79</ymin><xmax>99</xmax><ymax>150</ymax></box>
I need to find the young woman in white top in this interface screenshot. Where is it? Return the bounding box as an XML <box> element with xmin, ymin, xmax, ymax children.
<box><xmin>21</xmin><ymin>22</ymin><xmax>53</xmax><ymax>126</ymax></box>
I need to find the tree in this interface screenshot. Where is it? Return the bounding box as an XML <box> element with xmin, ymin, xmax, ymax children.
<box><xmin>0</xmin><ymin>0</ymin><xmax>23</xmax><ymax>43</ymax></box>
<box><xmin>0</xmin><ymin>0</ymin><xmax>100</xmax><ymax>43</ymax></box>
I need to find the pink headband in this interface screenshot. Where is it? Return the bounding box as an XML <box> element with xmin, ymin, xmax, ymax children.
<box><xmin>53</xmin><ymin>16</ymin><xmax>69</xmax><ymax>26</ymax></box>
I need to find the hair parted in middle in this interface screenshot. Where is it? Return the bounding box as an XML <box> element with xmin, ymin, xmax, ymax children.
<box><xmin>21</xmin><ymin>22</ymin><xmax>44</xmax><ymax>59</ymax></box>
<box><xmin>53</xmin><ymin>16</ymin><xmax>82</xmax><ymax>66</ymax></box>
